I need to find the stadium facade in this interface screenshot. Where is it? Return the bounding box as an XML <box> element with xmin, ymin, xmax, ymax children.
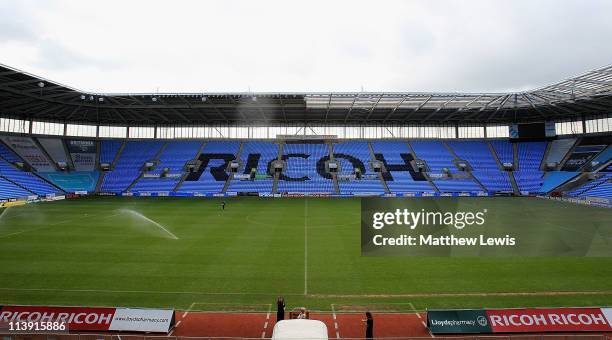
<box><xmin>0</xmin><ymin>63</ymin><xmax>610</xmax><ymax>205</ymax></box>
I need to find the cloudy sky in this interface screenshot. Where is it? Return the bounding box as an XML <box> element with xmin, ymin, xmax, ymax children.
<box><xmin>1</xmin><ymin>0</ymin><xmax>611</xmax><ymax>93</ymax></box>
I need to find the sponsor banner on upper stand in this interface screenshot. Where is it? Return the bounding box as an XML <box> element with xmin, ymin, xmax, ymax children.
<box><xmin>428</xmin><ymin>308</ymin><xmax>612</xmax><ymax>334</ymax></box>
<box><xmin>0</xmin><ymin>305</ymin><xmax>175</xmax><ymax>333</ymax></box>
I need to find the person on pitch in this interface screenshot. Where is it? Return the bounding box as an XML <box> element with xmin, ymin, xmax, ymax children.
<box><xmin>363</xmin><ymin>311</ymin><xmax>373</xmax><ymax>340</ymax></box>
<box><xmin>276</xmin><ymin>296</ymin><xmax>285</xmax><ymax>323</ymax></box>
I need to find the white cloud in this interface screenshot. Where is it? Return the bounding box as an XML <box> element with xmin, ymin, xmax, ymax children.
<box><xmin>0</xmin><ymin>0</ymin><xmax>611</xmax><ymax>93</ymax></box>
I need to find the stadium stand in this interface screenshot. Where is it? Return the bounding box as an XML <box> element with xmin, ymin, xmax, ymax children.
<box><xmin>66</xmin><ymin>140</ymin><xmax>97</xmax><ymax>171</ymax></box>
<box><xmin>100</xmin><ymin>141</ymin><xmax>165</xmax><ymax>193</ymax></box>
<box><xmin>178</xmin><ymin>141</ymin><xmax>240</xmax><ymax>194</ymax></box>
<box><xmin>38</xmin><ymin>138</ymin><xmax>69</xmax><ymax>166</ymax></box>
<box><xmin>491</xmin><ymin>140</ymin><xmax>514</xmax><ymax>165</ymax></box>
<box><xmin>371</xmin><ymin>141</ymin><xmax>434</xmax><ymax>193</ymax></box>
<box><xmin>0</xmin><ymin>177</ymin><xmax>32</xmax><ymax>199</ymax></box>
<box><xmin>333</xmin><ymin>141</ymin><xmax>385</xmax><ymax>194</ymax></box>
<box><xmin>227</xmin><ymin>141</ymin><xmax>278</xmax><ymax>193</ymax></box>
<box><xmin>589</xmin><ymin>145</ymin><xmax>612</xmax><ymax>168</ymax></box>
<box><xmin>410</xmin><ymin>140</ymin><xmax>456</xmax><ymax>172</ymax></box>
<box><xmin>0</xmin><ymin>142</ymin><xmax>21</xmax><ymax>163</ymax></box>
<box><xmin>561</xmin><ymin>138</ymin><xmax>608</xmax><ymax>171</ymax></box>
<box><xmin>132</xmin><ymin>141</ymin><xmax>202</xmax><ymax>192</ymax></box>
<box><xmin>447</xmin><ymin>141</ymin><xmax>513</xmax><ymax>192</ymax></box>
<box><xmin>514</xmin><ymin>142</ymin><xmax>546</xmax><ymax>193</ymax></box>
<box><xmin>99</xmin><ymin>140</ymin><xmax>123</xmax><ymax>165</ymax></box>
<box><xmin>0</xmin><ymin>143</ymin><xmax>60</xmax><ymax>196</ymax></box>
<box><xmin>545</xmin><ymin>138</ymin><xmax>576</xmax><ymax>167</ymax></box>
<box><xmin>277</xmin><ymin>143</ymin><xmax>334</xmax><ymax>193</ymax></box>
<box><xmin>567</xmin><ymin>173</ymin><xmax>612</xmax><ymax>199</ymax></box>
<box><xmin>582</xmin><ymin>175</ymin><xmax>612</xmax><ymax>198</ymax></box>
<box><xmin>0</xmin><ymin>136</ymin><xmax>609</xmax><ymax>199</ymax></box>
<box><xmin>410</xmin><ymin>141</ymin><xmax>481</xmax><ymax>193</ymax></box>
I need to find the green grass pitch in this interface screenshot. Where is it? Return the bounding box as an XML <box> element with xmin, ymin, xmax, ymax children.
<box><xmin>0</xmin><ymin>196</ymin><xmax>611</xmax><ymax>312</ymax></box>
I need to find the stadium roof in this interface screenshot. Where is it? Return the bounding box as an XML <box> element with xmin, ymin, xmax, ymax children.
<box><xmin>1</xmin><ymin>63</ymin><xmax>611</xmax><ymax>125</ymax></box>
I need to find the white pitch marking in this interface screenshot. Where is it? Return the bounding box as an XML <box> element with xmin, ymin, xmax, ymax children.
<box><xmin>183</xmin><ymin>302</ymin><xmax>196</xmax><ymax>317</ymax></box>
<box><xmin>331</xmin><ymin>304</ymin><xmax>340</xmax><ymax>339</ymax></box>
<box><xmin>262</xmin><ymin>303</ymin><xmax>272</xmax><ymax>338</ymax></box>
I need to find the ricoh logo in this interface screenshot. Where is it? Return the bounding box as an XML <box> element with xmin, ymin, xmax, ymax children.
<box><xmin>372</xmin><ymin>208</ymin><xmax>487</xmax><ymax>230</ymax></box>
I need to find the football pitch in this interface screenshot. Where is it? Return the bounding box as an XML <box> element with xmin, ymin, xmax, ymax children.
<box><xmin>0</xmin><ymin>196</ymin><xmax>611</xmax><ymax>312</ymax></box>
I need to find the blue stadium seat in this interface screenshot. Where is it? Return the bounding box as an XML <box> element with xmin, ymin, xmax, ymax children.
<box><xmin>370</xmin><ymin>141</ymin><xmax>434</xmax><ymax>193</ymax></box>
<box><xmin>567</xmin><ymin>174</ymin><xmax>612</xmax><ymax>198</ymax></box>
<box><xmin>448</xmin><ymin>141</ymin><xmax>512</xmax><ymax>192</ymax></box>
<box><xmin>333</xmin><ymin>141</ymin><xmax>384</xmax><ymax>194</ymax></box>
<box><xmin>99</xmin><ymin>140</ymin><xmax>123</xmax><ymax>164</ymax></box>
<box><xmin>581</xmin><ymin>174</ymin><xmax>612</xmax><ymax>198</ymax></box>
<box><xmin>491</xmin><ymin>140</ymin><xmax>513</xmax><ymax>164</ymax></box>
<box><xmin>515</xmin><ymin>142</ymin><xmax>546</xmax><ymax>193</ymax></box>
<box><xmin>0</xmin><ymin>146</ymin><xmax>60</xmax><ymax>196</ymax></box>
<box><xmin>277</xmin><ymin>143</ymin><xmax>334</xmax><ymax>193</ymax></box>
<box><xmin>410</xmin><ymin>141</ymin><xmax>456</xmax><ymax>173</ymax></box>
<box><xmin>132</xmin><ymin>141</ymin><xmax>202</xmax><ymax>192</ymax></box>
<box><xmin>227</xmin><ymin>141</ymin><xmax>278</xmax><ymax>193</ymax></box>
<box><xmin>0</xmin><ymin>177</ymin><xmax>32</xmax><ymax>199</ymax></box>
<box><xmin>178</xmin><ymin>141</ymin><xmax>240</xmax><ymax>194</ymax></box>
<box><xmin>100</xmin><ymin>141</ymin><xmax>165</xmax><ymax>193</ymax></box>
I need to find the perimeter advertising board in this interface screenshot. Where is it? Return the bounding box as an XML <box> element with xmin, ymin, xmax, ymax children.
<box><xmin>0</xmin><ymin>305</ymin><xmax>175</xmax><ymax>333</ymax></box>
<box><xmin>428</xmin><ymin>307</ymin><xmax>612</xmax><ymax>334</ymax></box>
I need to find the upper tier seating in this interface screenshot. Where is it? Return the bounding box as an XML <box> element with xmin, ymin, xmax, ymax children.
<box><xmin>333</xmin><ymin>141</ymin><xmax>384</xmax><ymax>194</ymax></box>
<box><xmin>277</xmin><ymin>143</ymin><xmax>334</xmax><ymax>193</ymax></box>
<box><xmin>370</xmin><ymin>141</ymin><xmax>434</xmax><ymax>193</ymax></box>
<box><xmin>515</xmin><ymin>142</ymin><xmax>546</xmax><ymax>193</ymax></box>
<box><xmin>132</xmin><ymin>141</ymin><xmax>202</xmax><ymax>192</ymax></box>
<box><xmin>178</xmin><ymin>141</ymin><xmax>240</xmax><ymax>194</ymax></box>
<box><xmin>448</xmin><ymin>141</ymin><xmax>512</xmax><ymax>192</ymax></box>
<box><xmin>100</xmin><ymin>141</ymin><xmax>165</xmax><ymax>193</ymax></box>
<box><xmin>227</xmin><ymin>141</ymin><xmax>278</xmax><ymax>193</ymax></box>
